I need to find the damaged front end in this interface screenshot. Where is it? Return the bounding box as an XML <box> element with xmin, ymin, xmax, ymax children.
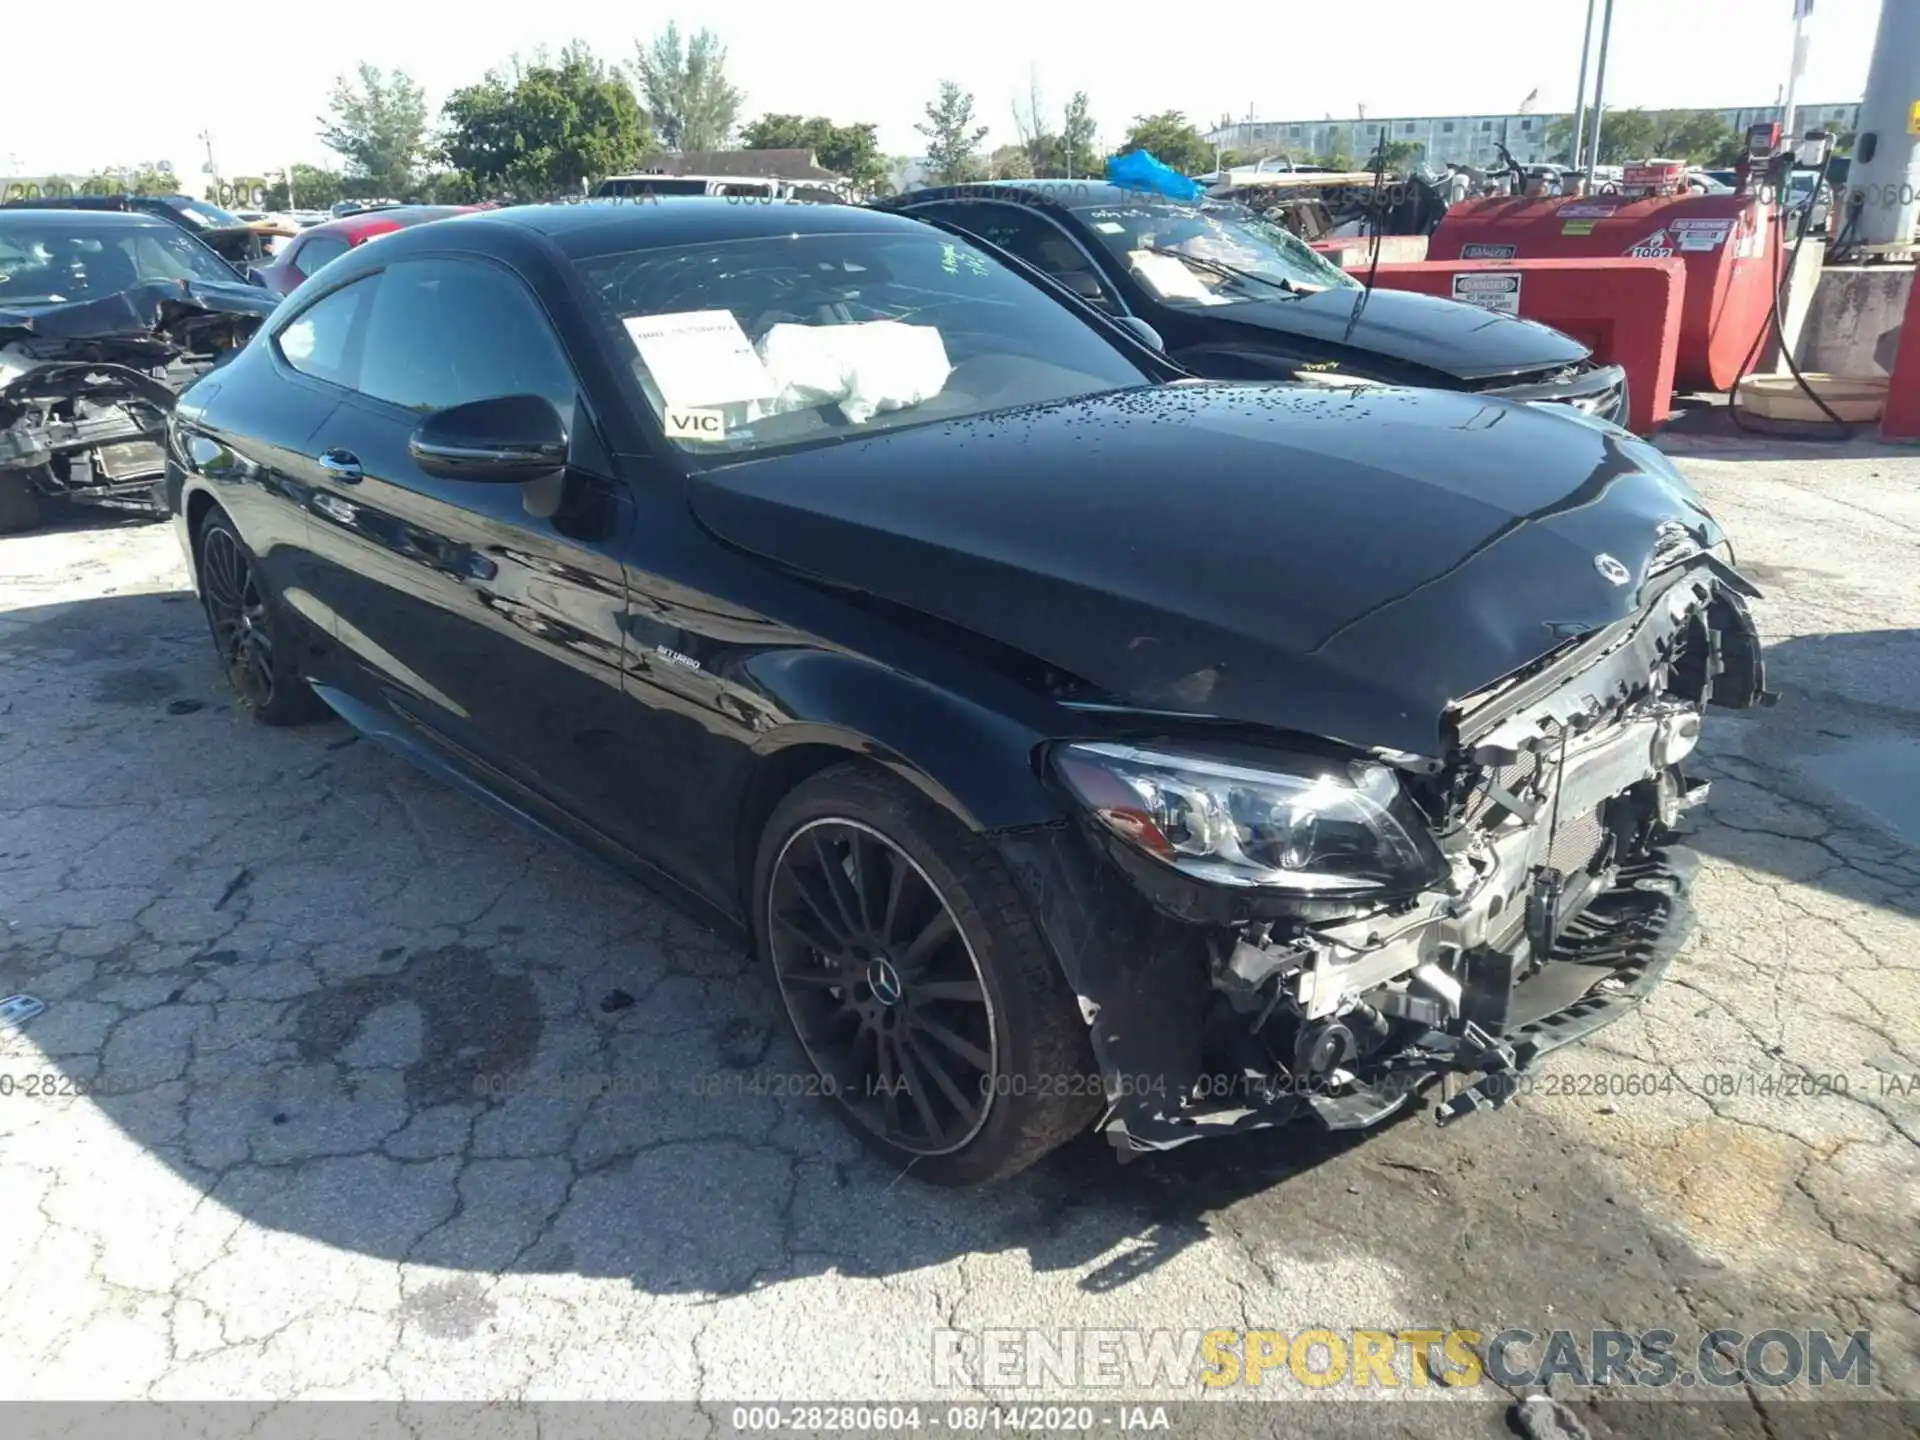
<box><xmin>0</xmin><ymin>279</ymin><xmax>272</xmax><ymax>527</ymax></box>
<box><xmin>1004</xmin><ymin>556</ymin><xmax>1770</xmax><ymax>1157</ymax></box>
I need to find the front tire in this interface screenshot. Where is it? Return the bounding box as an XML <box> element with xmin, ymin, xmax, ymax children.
<box><xmin>195</xmin><ymin>507</ymin><xmax>329</xmax><ymax>726</ymax></box>
<box><xmin>753</xmin><ymin>764</ymin><xmax>1100</xmax><ymax>1186</ymax></box>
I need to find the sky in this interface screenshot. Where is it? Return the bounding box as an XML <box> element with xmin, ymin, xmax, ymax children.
<box><xmin>1</xmin><ymin>0</ymin><xmax>1889</xmax><ymax>183</ymax></box>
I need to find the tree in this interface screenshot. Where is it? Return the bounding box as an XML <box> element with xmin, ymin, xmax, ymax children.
<box><xmin>987</xmin><ymin>143</ymin><xmax>1033</xmax><ymax>180</ymax></box>
<box><xmin>442</xmin><ymin>42</ymin><xmax>649</xmax><ymax>198</ymax></box>
<box><xmin>78</xmin><ymin>162</ymin><xmax>180</xmax><ymax>196</ymax></box>
<box><xmin>633</xmin><ymin>23</ymin><xmax>742</xmax><ymax>152</ymax></box>
<box><xmin>1358</xmin><ymin>134</ymin><xmax>1423</xmax><ymax>173</ymax></box>
<box><xmin>1651</xmin><ymin>110</ymin><xmax>1741</xmax><ymax>165</ymax></box>
<box><xmin>916</xmin><ymin>81</ymin><xmax>989</xmax><ymax>185</ymax></box>
<box><xmin>263</xmin><ymin>163</ymin><xmax>346</xmax><ymax>210</ymax></box>
<box><xmin>737</xmin><ymin>114</ymin><xmax>889</xmax><ymax>192</ymax></box>
<box><xmin>1061</xmin><ymin>91</ymin><xmax>1099</xmax><ymax>179</ymax></box>
<box><xmin>1119</xmin><ymin>111</ymin><xmax>1212</xmax><ymax>175</ymax></box>
<box><xmin>319</xmin><ymin>63</ymin><xmax>429</xmax><ymax>196</ymax></box>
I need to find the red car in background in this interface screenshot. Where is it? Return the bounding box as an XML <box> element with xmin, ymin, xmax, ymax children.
<box><xmin>253</xmin><ymin>205</ymin><xmax>486</xmax><ymax>296</ymax></box>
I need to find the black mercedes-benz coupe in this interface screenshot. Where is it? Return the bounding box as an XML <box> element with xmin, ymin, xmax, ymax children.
<box><xmin>166</xmin><ymin>197</ymin><xmax>1767</xmax><ymax>1185</ymax></box>
<box><xmin>876</xmin><ymin>181</ymin><xmax>1630</xmax><ymax>425</ymax></box>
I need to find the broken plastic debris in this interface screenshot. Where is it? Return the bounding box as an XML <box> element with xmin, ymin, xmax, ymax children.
<box><xmin>0</xmin><ymin>995</ymin><xmax>46</xmax><ymax>1031</ymax></box>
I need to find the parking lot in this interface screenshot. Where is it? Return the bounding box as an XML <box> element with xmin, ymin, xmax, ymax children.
<box><xmin>1</xmin><ymin>429</ymin><xmax>1916</xmax><ymax>1430</ymax></box>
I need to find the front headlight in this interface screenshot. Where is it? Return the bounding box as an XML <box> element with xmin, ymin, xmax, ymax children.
<box><xmin>1052</xmin><ymin>741</ymin><xmax>1445</xmax><ymax>894</ymax></box>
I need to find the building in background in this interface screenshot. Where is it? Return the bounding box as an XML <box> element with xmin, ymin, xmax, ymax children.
<box><xmin>1205</xmin><ymin>103</ymin><xmax>1861</xmax><ymax>170</ymax></box>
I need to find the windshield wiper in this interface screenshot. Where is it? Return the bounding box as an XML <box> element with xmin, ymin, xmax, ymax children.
<box><xmin>1141</xmin><ymin>245</ymin><xmax>1299</xmax><ymax>297</ymax></box>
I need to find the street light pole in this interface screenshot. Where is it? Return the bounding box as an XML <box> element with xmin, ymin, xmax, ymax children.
<box><xmin>1583</xmin><ymin>0</ymin><xmax>1617</xmax><ymax>191</ymax></box>
<box><xmin>1570</xmin><ymin>0</ymin><xmax>1598</xmax><ymax>177</ymax></box>
<box><xmin>1782</xmin><ymin>0</ymin><xmax>1815</xmax><ymax>144</ymax></box>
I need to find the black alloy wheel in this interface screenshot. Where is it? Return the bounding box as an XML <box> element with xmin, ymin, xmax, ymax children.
<box><xmin>768</xmin><ymin>817</ymin><xmax>997</xmax><ymax>1157</ymax></box>
<box><xmin>196</xmin><ymin>509</ymin><xmax>328</xmax><ymax>725</ymax></box>
<box><xmin>754</xmin><ymin>765</ymin><xmax>1100</xmax><ymax>1186</ymax></box>
<box><xmin>201</xmin><ymin>521</ymin><xmax>275</xmax><ymax>706</ymax></box>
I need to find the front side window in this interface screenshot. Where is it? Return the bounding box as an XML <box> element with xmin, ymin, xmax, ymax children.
<box><xmin>355</xmin><ymin>257</ymin><xmax>577</xmax><ymax>416</ymax></box>
<box><xmin>277</xmin><ymin>274</ymin><xmax>378</xmax><ymax>388</ymax></box>
<box><xmin>573</xmin><ymin>227</ymin><xmax>1152</xmax><ymax>456</ymax></box>
<box><xmin>1069</xmin><ymin>201</ymin><xmax>1359</xmax><ymax>306</ymax></box>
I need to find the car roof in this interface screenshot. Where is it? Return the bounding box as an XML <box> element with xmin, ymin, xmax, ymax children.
<box><xmin>486</xmin><ymin>197</ymin><xmax>927</xmax><ymax>254</ymax></box>
<box><xmin>892</xmin><ymin>180</ymin><xmax>1196</xmax><ymax>209</ymax></box>
<box><xmin>304</xmin><ymin>205</ymin><xmax>478</xmax><ymax>241</ymax></box>
<box><xmin>0</xmin><ymin>206</ymin><xmax>179</xmax><ymax>231</ymax></box>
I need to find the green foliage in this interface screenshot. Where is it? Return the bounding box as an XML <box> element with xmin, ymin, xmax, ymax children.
<box><xmin>318</xmin><ymin>63</ymin><xmax>429</xmax><ymax>195</ymax></box>
<box><xmin>441</xmin><ymin>42</ymin><xmax>650</xmax><ymax>198</ymax></box>
<box><xmin>1119</xmin><ymin>111</ymin><xmax>1212</xmax><ymax>175</ymax></box>
<box><xmin>262</xmin><ymin>164</ymin><xmax>346</xmax><ymax>210</ymax></box>
<box><xmin>917</xmin><ymin>81</ymin><xmax>989</xmax><ymax>185</ymax></box>
<box><xmin>633</xmin><ymin>23</ymin><xmax>743</xmax><ymax>152</ymax></box>
<box><xmin>1544</xmin><ymin>107</ymin><xmax>1742</xmax><ymax>167</ymax></box>
<box><xmin>78</xmin><ymin>162</ymin><xmax>181</xmax><ymax>197</ymax></box>
<box><xmin>1060</xmin><ymin>92</ymin><xmax>1100</xmax><ymax>178</ymax></box>
<box><xmin>737</xmin><ymin>114</ymin><xmax>888</xmax><ymax>192</ymax></box>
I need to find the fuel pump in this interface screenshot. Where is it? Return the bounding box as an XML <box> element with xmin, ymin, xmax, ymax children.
<box><xmin>1734</xmin><ymin>122</ymin><xmax>1784</xmax><ymax>198</ymax></box>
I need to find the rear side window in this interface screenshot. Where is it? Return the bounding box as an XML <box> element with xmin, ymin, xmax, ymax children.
<box><xmin>354</xmin><ymin>257</ymin><xmax>577</xmax><ymax>417</ymax></box>
<box><xmin>276</xmin><ymin>275</ymin><xmax>378</xmax><ymax>388</ymax></box>
<box><xmin>294</xmin><ymin>235</ymin><xmax>349</xmax><ymax>278</ymax></box>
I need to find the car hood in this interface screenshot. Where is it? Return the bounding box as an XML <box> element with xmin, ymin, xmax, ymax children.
<box><xmin>0</xmin><ymin>277</ymin><xmax>277</xmax><ymax>344</ymax></box>
<box><xmin>1210</xmin><ymin>284</ymin><xmax>1591</xmax><ymax>381</ymax></box>
<box><xmin>687</xmin><ymin>382</ymin><xmax>1728</xmax><ymax>759</ymax></box>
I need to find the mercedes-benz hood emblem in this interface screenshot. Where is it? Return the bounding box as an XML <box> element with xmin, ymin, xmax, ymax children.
<box><xmin>1593</xmin><ymin>553</ymin><xmax>1632</xmax><ymax>586</ymax></box>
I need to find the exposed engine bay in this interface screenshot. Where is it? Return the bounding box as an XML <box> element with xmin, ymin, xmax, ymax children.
<box><xmin>0</xmin><ymin>279</ymin><xmax>273</xmax><ymax>530</ymax></box>
<box><xmin>1008</xmin><ymin>556</ymin><xmax>1772</xmax><ymax>1155</ymax></box>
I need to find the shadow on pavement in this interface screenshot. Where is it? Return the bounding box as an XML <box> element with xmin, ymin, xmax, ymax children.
<box><xmin>0</xmin><ymin>588</ymin><xmax>1912</xmax><ymax>1421</ymax></box>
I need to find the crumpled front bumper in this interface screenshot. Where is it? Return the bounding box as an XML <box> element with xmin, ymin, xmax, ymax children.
<box><xmin>1485</xmin><ymin>361</ymin><xmax>1631</xmax><ymax>427</ymax></box>
<box><xmin>995</xmin><ymin>819</ymin><xmax>1699</xmax><ymax>1155</ymax></box>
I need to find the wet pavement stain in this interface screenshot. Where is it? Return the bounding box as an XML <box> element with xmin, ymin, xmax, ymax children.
<box><xmin>399</xmin><ymin>1276</ymin><xmax>497</xmax><ymax>1340</ymax></box>
<box><xmin>293</xmin><ymin>945</ymin><xmax>541</xmax><ymax>1106</ymax></box>
<box><xmin>92</xmin><ymin>666</ymin><xmax>183</xmax><ymax>705</ymax></box>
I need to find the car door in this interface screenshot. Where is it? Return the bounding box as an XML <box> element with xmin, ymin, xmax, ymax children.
<box><xmin>187</xmin><ymin>276</ymin><xmax>370</xmax><ymax>619</ymax></box>
<box><xmin>296</xmin><ymin>253</ymin><xmax>640</xmax><ymax>843</ymax></box>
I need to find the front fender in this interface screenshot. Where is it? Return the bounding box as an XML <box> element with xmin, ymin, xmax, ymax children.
<box><xmin>739</xmin><ymin>646</ymin><xmax>1066</xmax><ymax>834</ymax></box>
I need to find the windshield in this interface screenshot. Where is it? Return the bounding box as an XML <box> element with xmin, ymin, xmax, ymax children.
<box><xmin>1070</xmin><ymin>201</ymin><xmax>1359</xmax><ymax>304</ymax></box>
<box><xmin>165</xmin><ymin>197</ymin><xmax>247</xmax><ymax>230</ymax></box>
<box><xmin>576</xmin><ymin>229</ymin><xmax>1153</xmax><ymax>455</ymax></box>
<box><xmin>0</xmin><ymin>220</ymin><xmax>239</xmax><ymax>306</ymax></box>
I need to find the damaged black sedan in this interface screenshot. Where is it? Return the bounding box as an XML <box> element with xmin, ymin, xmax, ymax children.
<box><xmin>1</xmin><ymin>210</ymin><xmax>277</xmax><ymax>532</ymax></box>
<box><xmin>167</xmin><ymin>200</ymin><xmax>1767</xmax><ymax>1185</ymax></box>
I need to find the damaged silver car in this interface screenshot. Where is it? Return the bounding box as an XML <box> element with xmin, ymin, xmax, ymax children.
<box><xmin>1</xmin><ymin>209</ymin><xmax>276</xmax><ymax>532</ymax></box>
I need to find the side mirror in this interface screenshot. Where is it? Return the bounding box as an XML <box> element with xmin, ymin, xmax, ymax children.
<box><xmin>1115</xmin><ymin>315</ymin><xmax>1166</xmax><ymax>352</ymax></box>
<box><xmin>408</xmin><ymin>394</ymin><xmax>569</xmax><ymax>484</ymax></box>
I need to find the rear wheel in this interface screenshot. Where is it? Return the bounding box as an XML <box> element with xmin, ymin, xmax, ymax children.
<box><xmin>753</xmin><ymin>764</ymin><xmax>1100</xmax><ymax>1186</ymax></box>
<box><xmin>0</xmin><ymin>468</ymin><xmax>45</xmax><ymax>535</ymax></box>
<box><xmin>196</xmin><ymin>508</ymin><xmax>328</xmax><ymax>726</ymax></box>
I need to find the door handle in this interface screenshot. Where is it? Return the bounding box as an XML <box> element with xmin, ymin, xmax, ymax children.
<box><xmin>318</xmin><ymin>449</ymin><xmax>363</xmax><ymax>483</ymax></box>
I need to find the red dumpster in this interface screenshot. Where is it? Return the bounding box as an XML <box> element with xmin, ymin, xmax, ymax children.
<box><xmin>1429</xmin><ymin>194</ymin><xmax>1780</xmax><ymax>393</ymax></box>
<box><xmin>1339</xmin><ymin>258</ymin><xmax>1687</xmax><ymax>436</ymax></box>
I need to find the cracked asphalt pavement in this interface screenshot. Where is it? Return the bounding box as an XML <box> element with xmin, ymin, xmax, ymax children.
<box><xmin>0</xmin><ymin>436</ymin><xmax>1915</xmax><ymax>1434</ymax></box>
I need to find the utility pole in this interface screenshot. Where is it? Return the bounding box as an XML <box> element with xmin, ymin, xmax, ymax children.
<box><xmin>1782</xmin><ymin>0</ymin><xmax>1815</xmax><ymax>143</ymax></box>
<box><xmin>1583</xmin><ymin>0</ymin><xmax>1617</xmax><ymax>191</ymax></box>
<box><xmin>1570</xmin><ymin>0</ymin><xmax>1598</xmax><ymax>177</ymax></box>
<box><xmin>198</xmin><ymin>130</ymin><xmax>218</xmax><ymax>200</ymax></box>
<box><xmin>1848</xmin><ymin>0</ymin><xmax>1920</xmax><ymax>247</ymax></box>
